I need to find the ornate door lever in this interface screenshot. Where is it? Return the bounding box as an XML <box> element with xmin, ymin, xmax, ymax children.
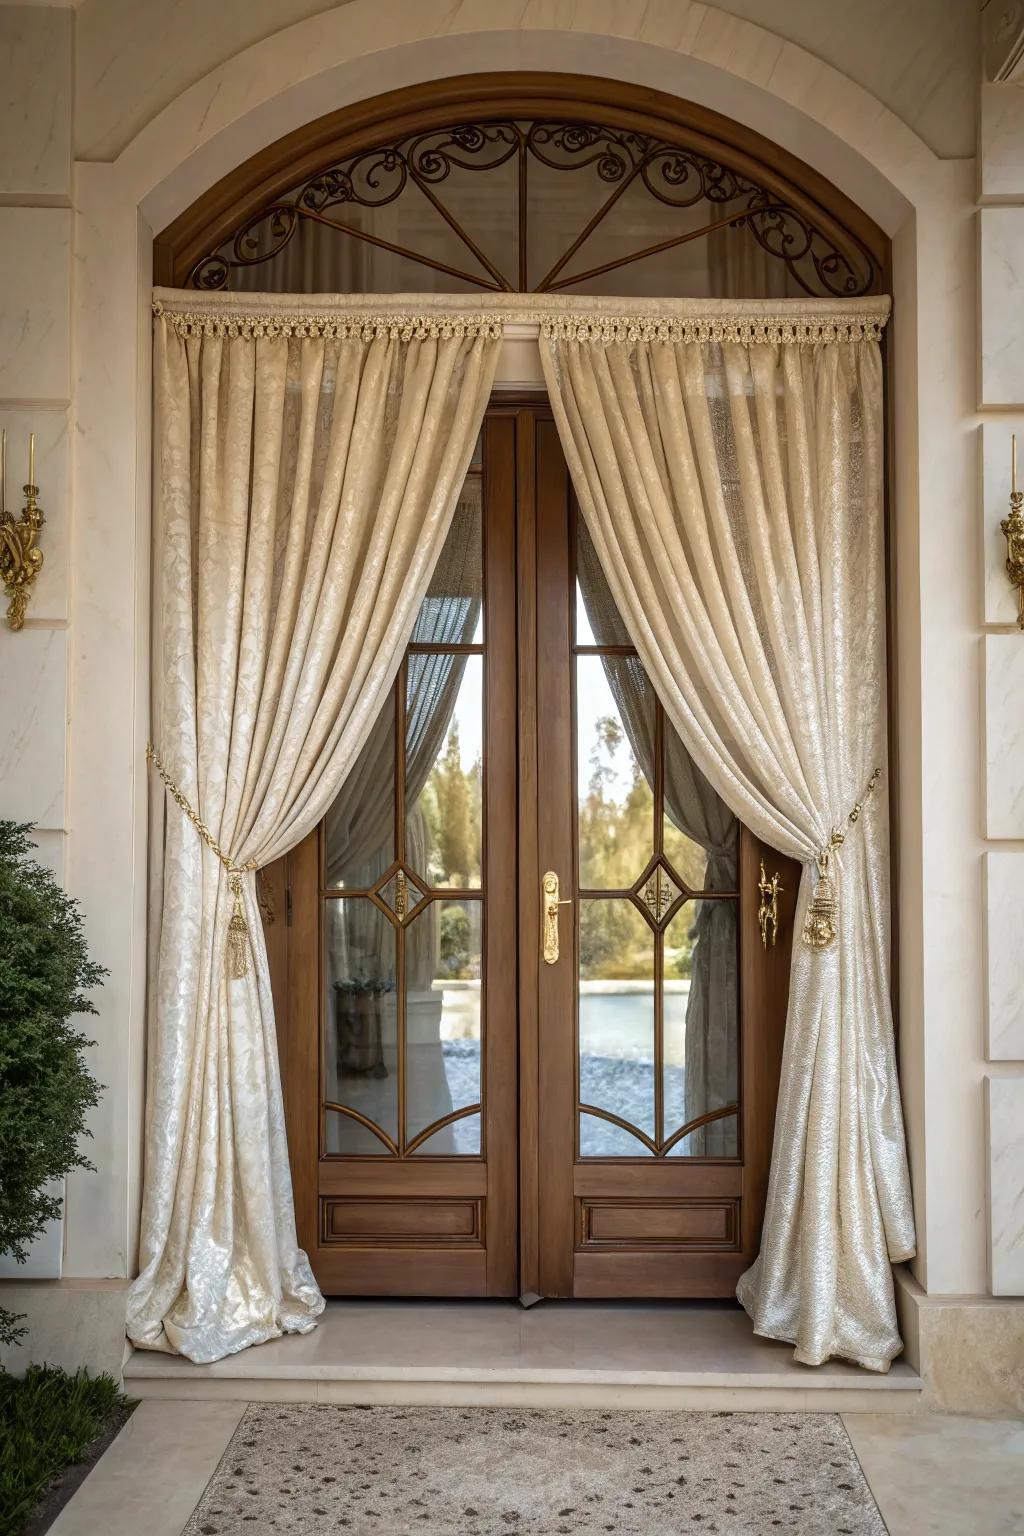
<box><xmin>542</xmin><ymin>871</ymin><xmax>572</xmax><ymax>964</ymax></box>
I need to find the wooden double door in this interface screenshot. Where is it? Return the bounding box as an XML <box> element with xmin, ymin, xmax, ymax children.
<box><xmin>271</xmin><ymin>403</ymin><xmax>796</xmax><ymax>1301</ymax></box>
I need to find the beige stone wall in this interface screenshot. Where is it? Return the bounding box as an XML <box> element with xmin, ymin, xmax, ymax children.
<box><xmin>0</xmin><ymin>2</ymin><xmax>74</xmax><ymax>1284</ymax></box>
<box><xmin>977</xmin><ymin>81</ymin><xmax>1024</xmax><ymax>1306</ymax></box>
<box><xmin>0</xmin><ymin>2</ymin><xmax>1020</xmax><ymax>1395</ymax></box>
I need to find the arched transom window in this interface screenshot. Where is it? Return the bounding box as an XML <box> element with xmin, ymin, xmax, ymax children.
<box><xmin>184</xmin><ymin>112</ymin><xmax>882</xmax><ymax>300</ymax></box>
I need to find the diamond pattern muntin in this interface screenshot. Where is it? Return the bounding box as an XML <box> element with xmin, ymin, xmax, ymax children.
<box><xmin>374</xmin><ymin>866</ymin><xmax>427</xmax><ymax>923</ymax></box>
<box><xmin>638</xmin><ymin>862</ymin><xmax>683</xmax><ymax>927</ymax></box>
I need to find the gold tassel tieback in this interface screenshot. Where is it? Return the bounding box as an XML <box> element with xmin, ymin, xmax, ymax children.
<box><xmin>146</xmin><ymin>744</ymin><xmax>259</xmax><ymax>979</ymax></box>
<box><xmin>802</xmin><ymin>767</ymin><xmax>882</xmax><ymax>952</ymax></box>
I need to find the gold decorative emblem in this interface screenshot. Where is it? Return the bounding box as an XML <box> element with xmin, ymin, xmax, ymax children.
<box><xmin>393</xmin><ymin>868</ymin><xmax>408</xmax><ymax>919</ymax></box>
<box><xmin>0</xmin><ymin>431</ymin><xmax>45</xmax><ymax>631</ymax></box>
<box><xmin>1002</xmin><ymin>434</ymin><xmax>1024</xmax><ymax>630</ymax></box>
<box><xmin>641</xmin><ymin>867</ymin><xmax>679</xmax><ymax>925</ymax></box>
<box><xmin>757</xmin><ymin>861</ymin><xmax>782</xmax><ymax>948</ymax></box>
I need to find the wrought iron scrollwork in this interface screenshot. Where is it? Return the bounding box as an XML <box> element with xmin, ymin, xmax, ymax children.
<box><xmin>188</xmin><ymin>115</ymin><xmax>879</xmax><ymax>298</ymax></box>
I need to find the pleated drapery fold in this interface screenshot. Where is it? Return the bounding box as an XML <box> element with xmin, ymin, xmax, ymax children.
<box><xmin>131</xmin><ymin>297</ymin><xmax>499</xmax><ymax>1362</ymax></box>
<box><xmin>540</xmin><ymin>309</ymin><xmax>915</xmax><ymax>1371</ymax></box>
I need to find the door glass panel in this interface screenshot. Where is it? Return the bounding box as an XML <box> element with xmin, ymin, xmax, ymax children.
<box><xmin>324</xmin><ymin>689</ymin><xmax>395</xmax><ymax>889</ymax></box>
<box><xmin>407</xmin><ymin>653</ymin><xmax>483</xmax><ymax>889</ymax></box>
<box><xmin>406</xmin><ymin>898</ymin><xmax>482</xmax><ymax>1149</ymax></box>
<box><xmin>663</xmin><ymin>899</ymin><xmax>739</xmax><ymax>1158</ymax></box>
<box><xmin>410</xmin><ymin>476</ymin><xmax>483</xmax><ymax>644</ymax></box>
<box><xmin>578</xmin><ymin>898</ymin><xmax>655</xmax><ymax>1142</ymax></box>
<box><xmin>413</xmin><ymin>1111</ymin><xmax>481</xmax><ymax>1158</ymax></box>
<box><xmin>576</xmin><ymin>655</ymin><xmax>655</xmax><ymax>889</ymax></box>
<box><xmin>579</xmin><ymin>1111</ymin><xmax>653</xmax><ymax>1158</ymax></box>
<box><xmin>324</xmin><ymin>899</ymin><xmax>398</xmax><ymax>1154</ymax></box>
<box><xmin>669</xmin><ymin>1111</ymin><xmax>738</xmax><ymax>1160</ymax></box>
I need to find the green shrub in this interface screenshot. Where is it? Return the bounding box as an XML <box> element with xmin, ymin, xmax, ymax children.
<box><xmin>0</xmin><ymin>824</ymin><xmax>105</xmax><ymax>1350</ymax></box>
<box><xmin>0</xmin><ymin>1365</ymin><xmax>129</xmax><ymax>1535</ymax></box>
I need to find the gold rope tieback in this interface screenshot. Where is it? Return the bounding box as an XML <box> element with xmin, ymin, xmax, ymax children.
<box><xmin>146</xmin><ymin>744</ymin><xmax>258</xmax><ymax>979</ymax></box>
<box><xmin>802</xmin><ymin>767</ymin><xmax>882</xmax><ymax>952</ymax></box>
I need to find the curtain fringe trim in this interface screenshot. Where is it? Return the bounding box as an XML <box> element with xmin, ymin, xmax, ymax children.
<box><xmin>538</xmin><ymin>315</ymin><xmax>886</xmax><ymax>344</ymax></box>
<box><xmin>152</xmin><ymin>302</ymin><xmax>507</xmax><ymax>341</ymax></box>
<box><xmin>152</xmin><ymin>301</ymin><xmax>888</xmax><ymax>346</ymax></box>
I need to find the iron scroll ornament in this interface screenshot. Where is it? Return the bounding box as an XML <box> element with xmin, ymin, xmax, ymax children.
<box><xmin>188</xmin><ymin>117</ymin><xmax>879</xmax><ymax>299</ymax></box>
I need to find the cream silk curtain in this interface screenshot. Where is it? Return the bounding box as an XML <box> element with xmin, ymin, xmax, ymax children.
<box><xmin>130</xmin><ymin>291</ymin><xmax>500</xmax><ymax>1362</ymax></box>
<box><xmin>540</xmin><ymin>299</ymin><xmax>915</xmax><ymax>1371</ymax></box>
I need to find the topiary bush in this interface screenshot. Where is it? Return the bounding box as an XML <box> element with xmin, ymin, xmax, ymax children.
<box><xmin>0</xmin><ymin>824</ymin><xmax>105</xmax><ymax>1351</ymax></box>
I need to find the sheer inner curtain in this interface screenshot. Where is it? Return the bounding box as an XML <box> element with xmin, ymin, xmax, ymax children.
<box><xmin>131</xmin><ymin>292</ymin><xmax>499</xmax><ymax>1363</ymax></box>
<box><xmin>541</xmin><ymin>301</ymin><xmax>915</xmax><ymax>1371</ymax></box>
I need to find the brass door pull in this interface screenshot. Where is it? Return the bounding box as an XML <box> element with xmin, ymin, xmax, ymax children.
<box><xmin>542</xmin><ymin>871</ymin><xmax>572</xmax><ymax>964</ymax></box>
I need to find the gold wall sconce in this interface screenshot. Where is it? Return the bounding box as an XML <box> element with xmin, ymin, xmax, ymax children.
<box><xmin>757</xmin><ymin>860</ymin><xmax>782</xmax><ymax>949</ymax></box>
<box><xmin>1001</xmin><ymin>433</ymin><xmax>1024</xmax><ymax>631</ymax></box>
<box><xmin>0</xmin><ymin>431</ymin><xmax>45</xmax><ymax>630</ymax></box>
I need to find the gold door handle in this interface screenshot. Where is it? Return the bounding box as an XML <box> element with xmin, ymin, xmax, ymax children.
<box><xmin>542</xmin><ymin>870</ymin><xmax>572</xmax><ymax>965</ymax></box>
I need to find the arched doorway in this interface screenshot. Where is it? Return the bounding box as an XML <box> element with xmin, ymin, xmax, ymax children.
<box><xmin>154</xmin><ymin>74</ymin><xmax>891</xmax><ymax>1303</ymax></box>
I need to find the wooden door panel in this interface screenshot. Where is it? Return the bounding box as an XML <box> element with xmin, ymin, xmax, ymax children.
<box><xmin>579</xmin><ymin>1198</ymin><xmax>739</xmax><ymax>1246</ymax></box>
<box><xmin>532</xmin><ymin>427</ymin><xmax>794</xmax><ymax>1298</ymax></box>
<box><xmin>275</xmin><ymin>412</ymin><xmax>519</xmax><ymax>1299</ymax></box>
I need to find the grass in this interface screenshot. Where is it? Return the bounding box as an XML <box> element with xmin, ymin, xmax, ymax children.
<box><xmin>0</xmin><ymin>1365</ymin><xmax>130</xmax><ymax>1536</ymax></box>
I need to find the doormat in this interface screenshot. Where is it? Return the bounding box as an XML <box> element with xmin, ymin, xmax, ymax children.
<box><xmin>183</xmin><ymin>1404</ymin><xmax>885</xmax><ymax>1536</ymax></box>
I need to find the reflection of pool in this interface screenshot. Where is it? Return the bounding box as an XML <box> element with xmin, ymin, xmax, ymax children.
<box><xmin>578</xmin><ymin>981</ymin><xmax>691</xmax><ymax>1067</ymax></box>
<box><xmin>441</xmin><ymin>1039</ymin><xmax>690</xmax><ymax>1156</ymax></box>
<box><xmin>437</xmin><ymin>983</ymin><xmax>697</xmax><ymax>1158</ymax></box>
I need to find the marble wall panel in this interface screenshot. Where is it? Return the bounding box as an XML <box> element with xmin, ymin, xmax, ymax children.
<box><xmin>0</xmin><ymin>625</ymin><xmax>67</xmax><ymax>827</ymax></box>
<box><xmin>980</xmin><ymin>421</ymin><xmax>1024</xmax><ymax>626</ymax></box>
<box><xmin>980</xmin><ymin>83</ymin><xmax>1024</xmax><ymax>201</ymax></box>
<box><xmin>985</xmin><ymin>1076</ymin><xmax>1024</xmax><ymax>1297</ymax></box>
<box><xmin>0</xmin><ymin>5</ymin><xmax>72</xmax><ymax>198</ymax></box>
<box><xmin>980</xmin><ymin>208</ymin><xmax>1024</xmax><ymax>408</ymax></box>
<box><xmin>0</xmin><ymin>207</ymin><xmax>71</xmax><ymax>401</ymax></box>
<box><xmin>985</xmin><ymin>853</ymin><xmax>1024</xmax><ymax>1060</ymax></box>
<box><xmin>983</xmin><ymin>635</ymin><xmax>1024</xmax><ymax>838</ymax></box>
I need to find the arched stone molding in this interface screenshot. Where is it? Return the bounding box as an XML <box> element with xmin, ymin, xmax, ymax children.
<box><xmin>103</xmin><ymin>4</ymin><xmax>938</xmax><ymax>238</ymax></box>
<box><xmin>66</xmin><ymin>11</ymin><xmax>984</xmax><ymax>1312</ymax></box>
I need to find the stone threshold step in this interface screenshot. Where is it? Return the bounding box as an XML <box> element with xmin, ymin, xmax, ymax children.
<box><xmin>124</xmin><ymin>1301</ymin><xmax>923</xmax><ymax>1411</ymax></box>
<box><xmin>125</xmin><ymin>1365</ymin><xmax>922</xmax><ymax>1412</ymax></box>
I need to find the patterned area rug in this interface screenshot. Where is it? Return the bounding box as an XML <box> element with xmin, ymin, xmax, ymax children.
<box><xmin>183</xmin><ymin>1404</ymin><xmax>886</xmax><ymax>1536</ymax></box>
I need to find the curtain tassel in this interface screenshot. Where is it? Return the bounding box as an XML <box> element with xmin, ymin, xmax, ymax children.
<box><xmin>802</xmin><ymin>768</ymin><xmax>882</xmax><ymax>953</ymax></box>
<box><xmin>146</xmin><ymin>743</ymin><xmax>258</xmax><ymax>982</ymax></box>
<box><xmin>227</xmin><ymin>873</ymin><xmax>251</xmax><ymax>979</ymax></box>
<box><xmin>802</xmin><ymin>852</ymin><xmax>840</xmax><ymax>950</ymax></box>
